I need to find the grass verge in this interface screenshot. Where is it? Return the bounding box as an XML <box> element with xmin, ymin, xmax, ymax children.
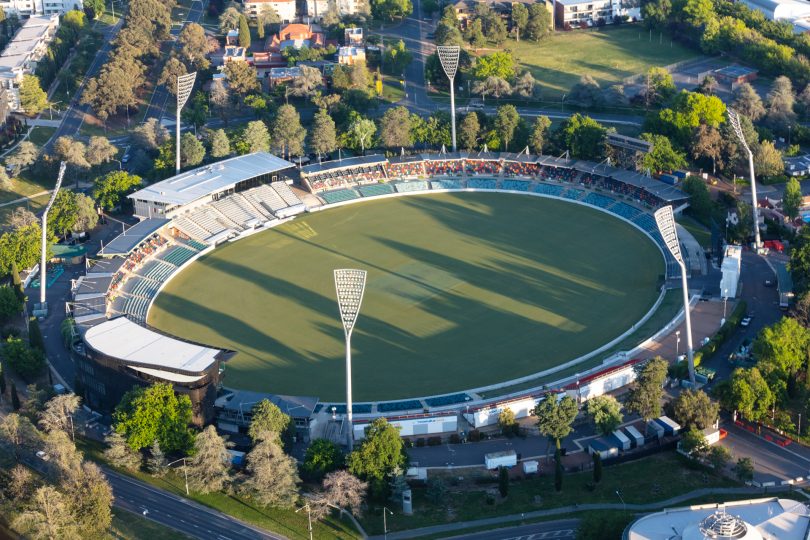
<box><xmin>27</xmin><ymin>126</ymin><xmax>57</xmax><ymax>147</ymax></box>
<box><xmin>677</xmin><ymin>215</ymin><xmax>712</xmax><ymax>248</ymax></box>
<box><xmin>112</xmin><ymin>508</ymin><xmax>195</xmax><ymax>540</ymax></box>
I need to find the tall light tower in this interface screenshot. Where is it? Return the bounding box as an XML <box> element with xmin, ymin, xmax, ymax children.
<box><xmin>34</xmin><ymin>162</ymin><xmax>66</xmax><ymax>318</ymax></box>
<box><xmin>334</xmin><ymin>269</ymin><xmax>367</xmax><ymax>451</ymax></box>
<box><xmin>727</xmin><ymin>109</ymin><xmax>762</xmax><ymax>251</ymax></box>
<box><xmin>655</xmin><ymin>205</ymin><xmax>695</xmax><ymax>386</ymax></box>
<box><xmin>176</xmin><ymin>72</ymin><xmax>197</xmax><ymax>174</ymax></box>
<box><xmin>437</xmin><ymin>46</ymin><xmax>460</xmax><ymax>152</ymax></box>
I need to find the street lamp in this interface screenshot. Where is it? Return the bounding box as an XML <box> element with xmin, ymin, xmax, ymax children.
<box><xmin>176</xmin><ymin>72</ymin><xmax>197</xmax><ymax>174</ymax></box>
<box><xmin>723</xmin><ymin>287</ymin><xmax>728</xmax><ymax>319</ymax></box>
<box><xmin>383</xmin><ymin>507</ymin><xmax>394</xmax><ymax>539</ymax></box>
<box><xmin>675</xmin><ymin>330</ymin><xmax>681</xmax><ymax>358</ymax></box>
<box><xmin>437</xmin><ymin>46</ymin><xmax>460</xmax><ymax>152</ymax></box>
<box><xmin>295</xmin><ymin>503</ymin><xmax>313</xmax><ymax>540</ymax></box>
<box><xmin>167</xmin><ymin>457</ymin><xmax>189</xmax><ymax>495</ymax></box>
<box><xmin>727</xmin><ymin>109</ymin><xmax>762</xmax><ymax>251</ymax></box>
<box><xmin>334</xmin><ymin>269</ymin><xmax>367</xmax><ymax>452</ymax></box>
<box><xmin>615</xmin><ymin>490</ymin><xmax>626</xmax><ymax>511</ymax></box>
<box><xmin>34</xmin><ymin>162</ymin><xmax>66</xmax><ymax>318</ymax></box>
<box><xmin>655</xmin><ymin>205</ymin><xmax>695</xmax><ymax>386</ymax></box>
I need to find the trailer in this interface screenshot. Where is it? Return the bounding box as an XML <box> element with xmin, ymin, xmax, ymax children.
<box><xmin>647</xmin><ymin>420</ymin><xmax>665</xmax><ymax>440</ymax></box>
<box><xmin>655</xmin><ymin>416</ymin><xmax>681</xmax><ymax>436</ymax></box>
<box><xmin>522</xmin><ymin>460</ymin><xmax>539</xmax><ymax>474</ymax></box>
<box><xmin>624</xmin><ymin>425</ymin><xmax>645</xmax><ymax>448</ymax></box>
<box><xmin>588</xmin><ymin>438</ymin><xmax>619</xmax><ymax>460</ymax></box>
<box><xmin>610</xmin><ymin>429</ymin><xmax>631</xmax><ymax>451</ymax></box>
<box><xmin>659</xmin><ymin>173</ymin><xmax>679</xmax><ymax>185</ymax></box>
<box><xmin>485</xmin><ymin>450</ymin><xmax>517</xmax><ymax>470</ymax></box>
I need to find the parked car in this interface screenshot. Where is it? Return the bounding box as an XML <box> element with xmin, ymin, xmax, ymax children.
<box><xmin>764</xmin><ymin>279</ymin><xmax>775</xmax><ymax>287</ymax></box>
<box><xmin>740</xmin><ymin>316</ymin><xmax>752</xmax><ymax>327</ymax></box>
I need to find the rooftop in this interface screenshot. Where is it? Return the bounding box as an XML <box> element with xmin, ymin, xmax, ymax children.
<box><xmin>216</xmin><ymin>390</ymin><xmax>319</xmax><ymax>418</ymax></box>
<box><xmin>83</xmin><ymin>317</ymin><xmax>223</xmax><ymax>375</ymax></box>
<box><xmin>128</xmin><ymin>152</ymin><xmax>294</xmax><ymax>206</ymax></box>
<box><xmin>98</xmin><ymin>218</ymin><xmax>169</xmax><ymax>256</ymax></box>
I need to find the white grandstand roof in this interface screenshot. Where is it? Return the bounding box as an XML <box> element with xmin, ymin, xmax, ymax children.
<box><xmin>83</xmin><ymin>317</ymin><xmax>221</xmax><ymax>374</ymax></box>
<box><xmin>128</xmin><ymin>153</ymin><xmax>294</xmax><ymax>206</ymax></box>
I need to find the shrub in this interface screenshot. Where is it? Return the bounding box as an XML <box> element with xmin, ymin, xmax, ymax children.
<box><xmin>449</xmin><ymin>433</ymin><xmax>461</xmax><ymax>444</ymax></box>
<box><xmin>469</xmin><ymin>429</ymin><xmax>481</xmax><ymax>442</ymax></box>
<box><xmin>415</xmin><ymin>438</ymin><xmax>426</xmax><ymax>447</ymax></box>
<box><xmin>427</xmin><ymin>436</ymin><xmax>442</xmax><ymax>446</ymax></box>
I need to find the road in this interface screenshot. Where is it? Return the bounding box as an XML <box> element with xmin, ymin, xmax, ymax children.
<box><xmin>105</xmin><ymin>467</ymin><xmax>286</xmax><ymax>540</ymax></box>
<box><xmin>439</xmin><ymin>519</ymin><xmax>578</xmax><ymax>540</ymax></box>
<box><xmin>720</xmin><ymin>422</ymin><xmax>810</xmax><ymax>484</ymax></box>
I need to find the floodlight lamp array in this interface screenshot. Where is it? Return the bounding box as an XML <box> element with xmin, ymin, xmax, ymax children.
<box><xmin>177</xmin><ymin>72</ymin><xmax>197</xmax><ymax>109</ymax></box>
<box><xmin>334</xmin><ymin>269</ymin><xmax>367</xmax><ymax>334</ymax></box>
<box><xmin>727</xmin><ymin>109</ymin><xmax>750</xmax><ymax>154</ymax></box>
<box><xmin>437</xmin><ymin>46</ymin><xmax>460</xmax><ymax>80</ymax></box>
<box><xmin>654</xmin><ymin>206</ymin><xmax>684</xmax><ymax>265</ymax></box>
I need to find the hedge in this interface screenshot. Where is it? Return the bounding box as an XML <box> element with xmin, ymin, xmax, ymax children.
<box><xmin>671</xmin><ymin>300</ymin><xmax>747</xmax><ymax>379</ymax></box>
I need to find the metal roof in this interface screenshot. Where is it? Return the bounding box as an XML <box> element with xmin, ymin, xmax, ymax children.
<box><xmin>301</xmin><ymin>154</ymin><xmax>386</xmax><ymax>175</ymax></box>
<box><xmin>128</xmin><ymin>153</ymin><xmax>295</xmax><ymax>206</ymax></box>
<box><xmin>83</xmin><ymin>317</ymin><xmax>223</xmax><ymax>375</ymax></box>
<box><xmin>216</xmin><ymin>389</ymin><xmax>319</xmax><ymax>418</ymax></box>
<box><xmin>98</xmin><ymin>218</ymin><xmax>170</xmax><ymax>256</ymax></box>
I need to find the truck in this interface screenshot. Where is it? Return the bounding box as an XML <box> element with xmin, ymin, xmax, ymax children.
<box><xmin>484</xmin><ymin>450</ymin><xmax>517</xmax><ymax>470</ymax></box>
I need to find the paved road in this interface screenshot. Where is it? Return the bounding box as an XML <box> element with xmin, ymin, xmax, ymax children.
<box><xmin>441</xmin><ymin>519</ymin><xmax>579</xmax><ymax>540</ymax></box>
<box><xmin>720</xmin><ymin>421</ymin><xmax>810</xmax><ymax>484</ymax></box>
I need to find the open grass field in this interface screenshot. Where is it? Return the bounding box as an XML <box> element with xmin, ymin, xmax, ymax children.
<box><xmin>149</xmin><ymin>193</ymin><xmax>662</xmax><ymax>401</ymax></box>
<box><xmin>507</xmin><ymin>26</ymin><xmax>699</xmax><ymax>98</ymax></box>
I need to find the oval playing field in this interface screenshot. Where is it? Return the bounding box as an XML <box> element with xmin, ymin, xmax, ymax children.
<box><xmin>148</xmin><ymin>192</ymin><xmax>663</xmax><ymax>402</ymax></box>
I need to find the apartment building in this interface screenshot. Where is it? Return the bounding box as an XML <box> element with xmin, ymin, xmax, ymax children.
<box><xmin>0</xmin><ymin>14</ymin><xmax>59</xmax><ymax>111</ymax></box>
<box><xmin>244</xmin><ymin>0</ymin><xmax>296</xmax><ymax>24</ymax></box>
<box><xmin>0</xmin><ymin>0</ymin><xmax>82</xmax><ymax>16</ymax></box>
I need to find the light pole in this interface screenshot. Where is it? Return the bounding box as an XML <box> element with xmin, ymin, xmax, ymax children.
<box><xmin>723</xmin><ymin>288</ymin><xmax>728</xmax><ymax>319</ymax></box>
<box><xmin>655</xmin><ymin>205</ymin><xmax>695</xmax><ymax>385</ymax></box>
<box><xmin>334</xmin><ymin>269</ymin><xmax>367</xmax><ymax>452</ymax></box>
<box><xmin>176</xmin><ymin>72</ymin><xmax>197</xmax><ymax>174</ymax></box>
<box><xmin>111</xmin><ymin>159</ymin><xmax>122</xmax><ymax>170</ymax></box>
<box><xmin>383</xmin><ymin>507</ymin><xmax>394</xmax><ymax>539</ymax></box>
<box><xmin>34</xmin><ymin>162</ymin><xmax>66</xmax><ymax>318</ymax></box>
<box><xmin>437</xmin><ymin>46</ymin><xmax>460</xmax><ymax>152</ymax></box>
<box><xmin>727</xmin><ymin>109</ymin><xmax>762</xmax><ymax>251</ymax></box>
<box><xmin>615</xmin><ymin>490</ymin><xmax>626</xmax><ymax>511</ymax></box>
<box><xmin>167</xmin><ymin>457</ymin><xmax>189</xmax><ymax>495</ymax></box>
<box><xmin>295</xmin><ymin>503</ymin><xmax>313</xmax><ymax>540</ymax></box>
<box><xmin>675</xmin><ymin>329</ymin><xmax>681</xmax><ymax>358</ymax></box>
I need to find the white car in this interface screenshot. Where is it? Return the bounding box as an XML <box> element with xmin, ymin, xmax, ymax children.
<box><xmin>740</xmin><ymin>316</ymin><xmax>752</xmax><ymax>327</ymax></box>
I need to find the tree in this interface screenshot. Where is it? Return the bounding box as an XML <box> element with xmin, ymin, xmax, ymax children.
<box><xmin>346</xmin><ymin>418</ymin><xmax>405</xmax><ymax>493</ymax></box>
<box><xmin>224</xmin><ymin>61</ymin><xmax>259</xmax><ymax>97</ymax></box>
<box><xmin>210</xmin><ymin>79</ymin><xmax>230</xmax><ymax>122</ymax></box>
<box><xmin>460</xmin><ymin>112</ymin><xmax>480</xmax><ymax>151</ymax></box>
<box><xmin>707</xmin><ymin>445</ymin><xmax>731</xmax><ymax>473</ymax></box>
<box><xmin>526</xmin><ymin>3</ymin><xmax>551</xmax><ymax>41</ymax></box>
<box><xmin>425</xmin><ymin>477</ymin><xmax>447</xmax><ymax>505</ymax></box>
<box><xmin>585</xmin><ymin>395</ymin><xmax>623</xmax><ymax>436</ymax></box>
<box><xmin>0</xmin><ymin>412</ymin><xmax>38</xmax><ymax>457</ymax></box>
<box><xmin>753</xmin><ymin>140</ymin><xmax>784</xmax><ymax>177</ymax></box>
<box><xmin>113</xmin><ymin>382</ymin><xmax>193</xmax><ymax>453</ymax></box>
<box><xmin>498</xmin><ymin>408</ymin><xmax>518</xmax><ymax>436</ymax></box>
<box><xmin>103</xmin><ymin>431</ymin><xmax>140</xmax><ymax>470</ymax></box>
<box><xmin>38</xmin><ymin>393</ymin><xmax>80</xmax><ymax>438</ymax></box>
<box><xmin>3</xmin><ymin>337</ymin><xmax>44</xmax><ymax>380</ymax></box>
<box><xmin>784</xmin><ymin>177</ymin><xmax>803</xmax><ymax>221</ymax></box>
<box><xmin>209</xmin><ymin>128</ymin><xmax>231</xmax><ymax>158</ymax></box>
<box><xmin>495</xmin><ymin>104</ymin><xmax>520</xmax><ymax>151</ymax></box>
<box><xmin>383</xmin><ymin>40</ymin><xmax>413</xmax><ymax>74</ymax></box>
<box><xmin>179</xmin><ymin>23</ymin><xmax>209</xmax><ymax>70</ymax></box>
<box><xmin>0</xmin><ymin>286</ymin><xmax>22</xmax><ymax>323</ymax></box>
<box><xmin>640</xmin><ymin>133</ymin><xmax>687</xmax><ymax>173</ymax></box>
<box><xmin>682</xmin><ymin>176</ymin><xmax>712</xmax><ymax>223</ymax></box>
<box><xmin>673</xmin><ymin>389</ymin><xmax>718</xmax><ymax>430</ymax></box>
<box><xmin>592</xmin><ymin>452</ymin><xmax>602</xmax><ymax>483</ymax></box>
<box><xmin>640</xmin><ymin>67</ymin><xmax>676</xmax><ymax>107</ymax></box>
<box><xmin>256</xmin><ymin>5</ymin><xmax>280</xmax><ymax>39</ymax></box>
<box><xmin>690</xmin><ymin>124</ymin><xmax>723</xmax><ymax>175</ymax></box>
<box><xmin>734</xmin><ymin>457</ymin><xmax>754</xmax><ymax>482</ymax></box>
<box><xmin>7</xmin><ymin>142</ymin><xmax>38</xmax><ymax>175</ymax></box>
<box><xmin>654</xmin><ymin>90</ymin><xmax>726</xmax><ymax>145</ymax></box>
<box><xmin>726</xmin><ymin>367</ymin><xmax>774</xmax><ymax>422</ymax></box>
<box><xmin>474</xmin><ymin>52</ymin><xmax>514</xmax><ymax>81</ymax></box>
<box><xmin>289</xmin><ymin>65</ymin><xmax>323</xmax><ymax>98</ymax></box>
<box><xmin>236</xmin><ymin>120</ymin><xmax>269</xmax><ymax>155</ymax></box>
<box><xmin>765</xmin><ymin>76</ymin><xmax>796</xmax><ymax>131</ymax></box>
<box><xmin>73</xmin><ymin>194</ymin><xmax>98</xmax><ymax>233</ymax></box>
<box><xmin>473</xmin><ymin>76</ymin><xmax>511</xmax><ymax>101</ymax></box>
<box><xmin>241</xmin><ymin>437</ymin><xmax>300</xmax><ymax>508</ymax></box>
<box><xmin>183</xmin><ymin>91</ymin><xmax>210</xmax><ymax>132</ymax></box>
<box><xmin>498</xmin><ymin>466</ymin><xmax>509</xmax><ymax>497</ymax></box>
<box><xmin>625</xmin><ymin>357</ymin><xmax>668</xmax><ymax>424</ymax></box>
<box><xmin>47</xmin><ymin>191</ymin><xmax>78</xmax><ymax>239</ymax></box>
<box><xmin>11</xmin><ymin>382</ymin><xmax>20</xmax><ymax>410</ymax></box>
<box><xmin>92</xmin><ymin>171</ymin><xmax>142</xmax><ymax>211</ymax></box>
<box><xmin>187</xmin><ymin>426</ymin><xmax>231</xmax><ymax>493</ymax></box>
<box><xmin>147</xmin><ymin>439</ymin><xmax>169</xmax><ymax>477</ymax></box>
<box><xmin>54</xmin><ymin>136</ymin><xmax>89</xmax><ymax>170</ymax></box>
<box><xmin>370</xmin><ymin>0</ymin><xmax>412</xmax><ymax>21</ymax></box>
<box><xmin>569</xmin><ymin>75</ymin><xmax>603</xmax><ymax>108</ymax></box>
<box><xmin>85</xmin><ymin>136</ymin><xmax>117</xmax><ymax>167</ymax></box>
<box><xmin>732</xmin><ymin>82</ymin><xmax>765</xmax><ymax>121</ymax></box>
<box><xmin>348</xmin><ymin>117</ymin><xmax>376</xmax><ymax>154</ymax></box>
<box><xmin>554</xmin><ymin>451</ymin><xmax>563</xmax><ymax>492</ymax></box>
<box><xmin>312</xmin><ymin>470</ymin><xmax>368</xmax><ymax>519</ymax></box>
<box><xmin>302</xmin><ymin>438</ymin><xmax>342</xmax><ymax>481</ymax></box>
<box><xmin>0</xmin><ymin>168</ymin><xmax>11</xmax><ymax>190</ymax></box>
<box><xmin>18</xmin><ymin>75</ymin><xmax>48</xmax><ymax>114</ymax></box>
<box><xmin>81</xmin><ymin>62</ymin><xmax>142</xmax><ymax>121</ymax></box>
<box><xmin>219</xmin><ymin>6</ymin><xmax>241</xmax><ymax>32</ymax></box>
<box><xmin>513</xmin><ymin>71</ymin><xmax>536</xmax><ymax>98</ymax></box>
<box><xmin>380</xmin><ymin>106</ymin><xmax>413</xmax><ymax>149</ymax></box>
<box><xmin>132</xmin><ymin>118</ymin><xmax>169</xmax><ymax>151</ymax></box>
<box><xmin>753</xmin><ymin>317</ymin><xmax>810</xmax><ymax>377</ymax></box>
<box><xmin>310</xmin><ymin>109</ymin><xmax>337</xmax><ymax>159</ymax></box>
<box><xmin>8</xmin><ymin>465</ymin><xmax>34</xmax><ymax>500</ymax></box>
<box><xmin>680</xmin><ymin>426</ymin><xmax>708</xmax><ymax>457</ymax></box>
<box><xmin>158</xmin><ymin>56</ymin><xmax>188</xmax><ymax>96</ymax></box>
<box><xmin>272</xmin><ymin>104</ymin><xmax>306</xmax><ymax>159</ymax></box>
<box><xmin>180</xmin><ymin>132</ymin><xmax>206</xmax><ymax>168</ymax></box>
<box><xmin>533</xmin><ymin>393</ymin><xmax>578</xmax><ymax>450</ymax></box>
<box><xmin>248</xmin><ymin>399</ymin><xmax>292</xmax><ymax>444</ymax></box>
<box><xmin>529</xmin><ymin>116</ymin><xmax>552</xmax><ymax>154</ymax></box>
<box><xmin>511</xmin><ymin>3</ymin><xmax>529</xmax><ymax>41</ymax></box>
<box><xmin>12</xmin><ymin>486</ymin><xmax>78</xmax><ymax>540</ymax></box>
<box><xmin>0</xmin><ymin>359</ymin><xmax>5</xmax><ymax>398</ymax></box>
<box><xmin>66</xmin><ymin>461</ymin><xmax>113</xmax><ymax>537</ymax></box>
<box><xmin>238</xmin><ymin>14</ymin><xmax>251</xmax><ymax>49</ymax></box>
<box><xmin>557</xmin><ymin>114</ymin><xmax>607</xmax><ymax>161</ymax></box>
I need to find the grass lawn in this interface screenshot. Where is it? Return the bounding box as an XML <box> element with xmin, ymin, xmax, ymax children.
<box><xmin>111</xmin><ymin>508</ymin><xmax>194</xmax><ymax>540</ymax></box>
<box><xmin>27</xmin><ymin>126</ymin><xmax>56</xmax><ymax>147</ymax></box>
<box><xmin>0</xmin><ymin>194</ymin><xmax>50</xmax><ymax>228</ymax></box>
<box><xmin>360</xmin><ymin>452</ymin><xmax>739</xmax><ymax>534</ymax></box>
<box><xmin>506</xmin><ymin>26</ymin><xmax>699</xmax><ymax>98</ymax></box>
<box><xmin>677</xmin><ymin>215</ymin><xmax>712</xmax><ymax>248</ymax></box>
<box><xmin>382</xmin><ymin>78</ymin><xmax>406</xmax><ymax>102</ymax></box>
<box><xmin>151</xmin><ymin>193</ymin><xmax>661</xmax><ymax>401</ymax></box>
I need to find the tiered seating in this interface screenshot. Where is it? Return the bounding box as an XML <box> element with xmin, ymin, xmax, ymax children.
<box><xmin>142</xmin><ymin>260</ymin><xmax>175</xmax><ymax>282</ymax></box>
<box><xmin>386</xmin><ymin>161</ymin><xmax>425</xmax><ymax>178</ymax></box>
<box><xmin>431</xmin><ymin>179</ymin><xmax>462</xmax><ymax>190</ymax></box>
<box><xmin>563</xmin><ymin>187</ymin><xmax>584</xmax><ymax>200</ymax></box>
<box><xmin>189</xmin><ymin>207</ymin><xmax>238</xmax><ymax>236</ymax></box>
<box><xmin>424</xmin><ymin>393</ymin><xmax>472</xmax><ymax>407</ymax></box>
<box><xmin>272</xmin><ymin>182</ymin><xmax>303</xmax><ymax>206</ymax></box>
<box><xmin>122</xmin><ymin>294</ymin><xmax>149</xmax><ymax>321</ymax></box>
<box><xmin>358</xmin><ymin>183</ymin><xmax>395</xmax><ymax>197</ymax></box>
<box><xmin>534</xmin><ymin>183</ymin><xmax>565</xmax><ymax>197</ymax></box>
<box><xmin>394</xmin><ymin>181</ymin><xmax>429</xmax><ymax>193</ymax></box>
<box><xmin>504</xmin><ymin>162</ymin><xmax>540</xmax><ymax>176</ymax></box>
<box><xmin>611</xmin><ymin>202</ymin><xmax>642</xmax><ymax>221</ymax></box>
<box><xmin>186</xmin><ymin>239</ymin><xmax>208</xmax><ymax>251</ymax></box>
<box><xmin>465</xmin><ymin>160</ymin><xmax>501</xmax><ymax>175</ymax></box>
<box><xmin>174</xmin><ymin>216</ymin><xmax>210</xmax><ymax>242</ymax></box>
<box><xmin>377</xmin><ymin>400</ymin><xmax>422</xmax><ymax>413</ymax></box>
<box><xmin>539</xmin><ymin>166</ymin><xmax>578</xmax><ymax>183</ymax></box>
<box><xmin>127</xmin><ymin>277</ymin><xmax>160</xmax><ymax>298</ymax></box>
<box><xmin>245</xmin><ymin>184</ymin><xmax>288</xmax><ymax>214</ymax></box>
<box><xmin>468</xmin><ymin>178</ymin><xmax>497</xmax><ymax>189</ymax></box>
<box><xmin>582</xmin><ymin>192</ymin><xmax>615</xmax><ymax>209</ymax></box>
<box><xmin>161</xmin><ymin>246</ymin><xmax>197</xmax><ymax>266</ymax></box>
<box><xmin>322</xmin><ymin>189</ymin><xmax>360</xmax><ymax>204</ymax></box>
<box><xmin>212</xmin><ymin>197</ymin><xmax>261</xmax><ymax>228</ymax></box>
<box><xmin>501</xmin><ymin>180</ymin><xmax>530</xmax><ymax>192</ymax></box>
<box><xmin>425</xmin><ymin>160</ymin><xmax>462</xmax><ymax>176</ymax></box>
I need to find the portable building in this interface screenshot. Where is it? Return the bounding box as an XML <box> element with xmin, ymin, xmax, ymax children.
<box><xmin>485</xmin><ymin>450</ymin><xmax>517</xmax><ymax>469</ymax></box>
<box><xmin>611</xmin><ymin>429</ymin><xmax>631</xmax><ymax>451</ymax></box>
<box><xmin>588</xmin><ymin>438</ymin><xmax>619</xmax><ymax>460</ymax></box>
<box><xmin>624</xmin><ymin>425</ymin><xmax>645</xmax><ymax>448</ymax></box>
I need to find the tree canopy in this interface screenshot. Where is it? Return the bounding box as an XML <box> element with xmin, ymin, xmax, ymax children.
<box><xmin>113</xmin><ymin>383</ymin><xmax>193</xmax><ymax>453</ymax></box>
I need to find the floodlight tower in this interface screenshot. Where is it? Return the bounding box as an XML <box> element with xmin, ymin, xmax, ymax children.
<box><xmin>176</xmin><ymin>72</ymin><xmax>197</xmax><ymax>174</ymax></box>
<box><xmin>655</xmin><ymin>205</ymin><xmax>695</xmax><ymax>386</ymax></box>
<box><xmin>35</xmin><ymin>162</ymin><xmax>66</xmax><ymax>317</ymax></box>
<box><xmin>334</xmin><ymin>269</ymin><xmax>367</xmax><ymax>451</ymax></box>
<box><xmin>437</xmin><ymin>46</ymin><xmax>460</xmax><ymax>152</ymax></box>
<box><xmin>727</xmin><ymin>109</ymin><xmax>762</xmax><ymax>251</ymax></box>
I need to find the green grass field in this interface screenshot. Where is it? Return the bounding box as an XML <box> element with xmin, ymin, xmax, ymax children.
<box><xmin>150</xmin><ymin>193</ymin><xmax>662</xmax><ymax>401</ymax></box>
<box><xmin>506</xmin><ymin>26</ymin><xmax>699</xmax><ymax>98</ymax></box>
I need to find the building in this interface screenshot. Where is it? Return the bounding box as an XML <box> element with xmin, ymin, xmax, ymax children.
<box><xmin>78</xmin><ymin>317</ymin><xmax>232</xmax><ymax>425</ymax></box>
<box><xmin>267</xmin><ymin>66</ymin><xmax>302</xmax><ymax>87</ymax></box>
<box><xmin>720</xmin><ymin>244</ymin><xmax>741</xmax><ymax>300</ymax></box>
<box><xmin>267</xmin><ymin>23</ymin><xmax>325</xmax><ymax>51</ymax></box>
<box><xmin>338</xmin><ymin>45</ymin><xmax>365</xmax><ymax>65</ymax></box>
<box><xmin>306</xmin><ymin>0</ymin><xmax>367</xmax><ymax>19</ymax></box>
<box><xmin>244</xmin><ymin>0</ymin><xmax>296</xmax><ymax>24</ymax></box>
<box><xmin>345</xmin><ymin>27</ymin><xmax>363</xmax><ymax>45</ymax></box>
<box><xmin>225</xmin><ymin>29</ymin><xmax>239</xmax><ymax>45</ymax></box>
<box><xmin>740</xmin><ymin>0</ymin><xmax>810</xmax><ymax>32</ymax></box>
<box><xmin>221</xmin><ymin>45</ymin><xmax>247</xmax><ymax>64</ymax></box>
<box><xmin>0</xmin><ymin>0</ymin><xmax>81</xmax><ymax>16</ymax></box>
<box><xmin>555</xmin><ymin>0</ymin><xmax>612</xmax><ymax>27</ymax></box>
<box><xmin>0</xmin><ymin>15</ymin><xmax>59</xmax><ymax>111</ymax></box>
<box><xmin>214</xmin><ymin>389</ymin><xmax>318</xmax><ymax>438</ymax></box>
<box><xmin>626</xmin><ymin>498</ymin><xmax>810</xmax><ymax>539</ymax></box>
<box><xmin>712</xmin><ymin>64</ymin><xmax>758</xmax><ymax>85</ymax></box>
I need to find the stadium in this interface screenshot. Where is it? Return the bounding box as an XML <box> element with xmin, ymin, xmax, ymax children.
<box><xmin>66</xmin><ymin>151</ymin><xmax>691</xmax><ymax>437</ymax></box>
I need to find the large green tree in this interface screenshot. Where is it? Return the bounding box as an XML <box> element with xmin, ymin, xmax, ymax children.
<box><xmin>18</xmin><ymin>75</ymin><xmax>48</xmax><ymax>115</ymax></box>
<box><xmin>180</xmin><ymin>132</ymin><xmax>206</xmax><ymax>168</ymax></box>
<box><xmin>585</xmin><ymin>395</ymin><xmax>623</xmax><ymax>436</ymax></box>
<box><xmin>784</xmin><ymin>177</ymin><xmax>803</xmax><ymax>221</ymax></box>
<box><xmin>640</xmin><ymin>133</ymin><xmax>687</xmax><ymax>173</ymax></box>
<box><xmin>725</xmin><ymin>367</ymin><xmax>774</xmax><ymax>421</ymax></box>
<box><xmin>113</xmin><ymin>383</ymin><xmax>193</xmax><ymax>453</ymax></box>
<box><xmin>272</xmin><ymin>104</ymin><xmax>306</xmax><ymax>159</ymax></box>
<box><xmin>753</xmin><ymin>317</ymin><xmax>810</xmax><ymax>378</ymax></box>
<box><xmin>248</xmin><ymin>399</ymin><xmax>292</xmax><ymax>443</ymax></box>
<box><xmin>380</xmin><ymin>106</ymin><xmax>414</xmax><ymax>149</ymax></box>
<box><xmin>310</xmin><ymin>109</ymin><xmax>337</xmax><ymax>159</ymax></box>
<box><xmin>625</xmin><ymin>357</ymin><xmax>668</xmax><ymax>423</ymax></box>
<box><xmin>557</xmin><ymin>114</ymin><xmax>607</xmax><ymax>161</ymax></box>
<box><xmin>495</xmin><ymin>104</ymin><xmax>520</xmax><ymax>151</ymax></box>
<box><xmin>533</xmin><ymin>393</ymin><xmax>578</xmax><ymax>450</ymax></box>
<box><xmin>346</xmin><ymin>418</ymin><xmax>405</xmax><ymax>493</ymax></box>
<box><xmin>474</xmin><ymin>51</ymin><xmax>514</xmax><ymax>81</ymax></box>
<box><xmin>92</xmin><ymin>171</ymin><xmax>142</xmax><ymax>211</ymax></box>
<box><xmin>672</xmin><ymin>389</ymin><xmax>718</xmax><ymax>430</ymax></box>
<box><xmin>187</xmin><ymin>426</ymin><xmax>231</xmax><ymax>493</ymax></box>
